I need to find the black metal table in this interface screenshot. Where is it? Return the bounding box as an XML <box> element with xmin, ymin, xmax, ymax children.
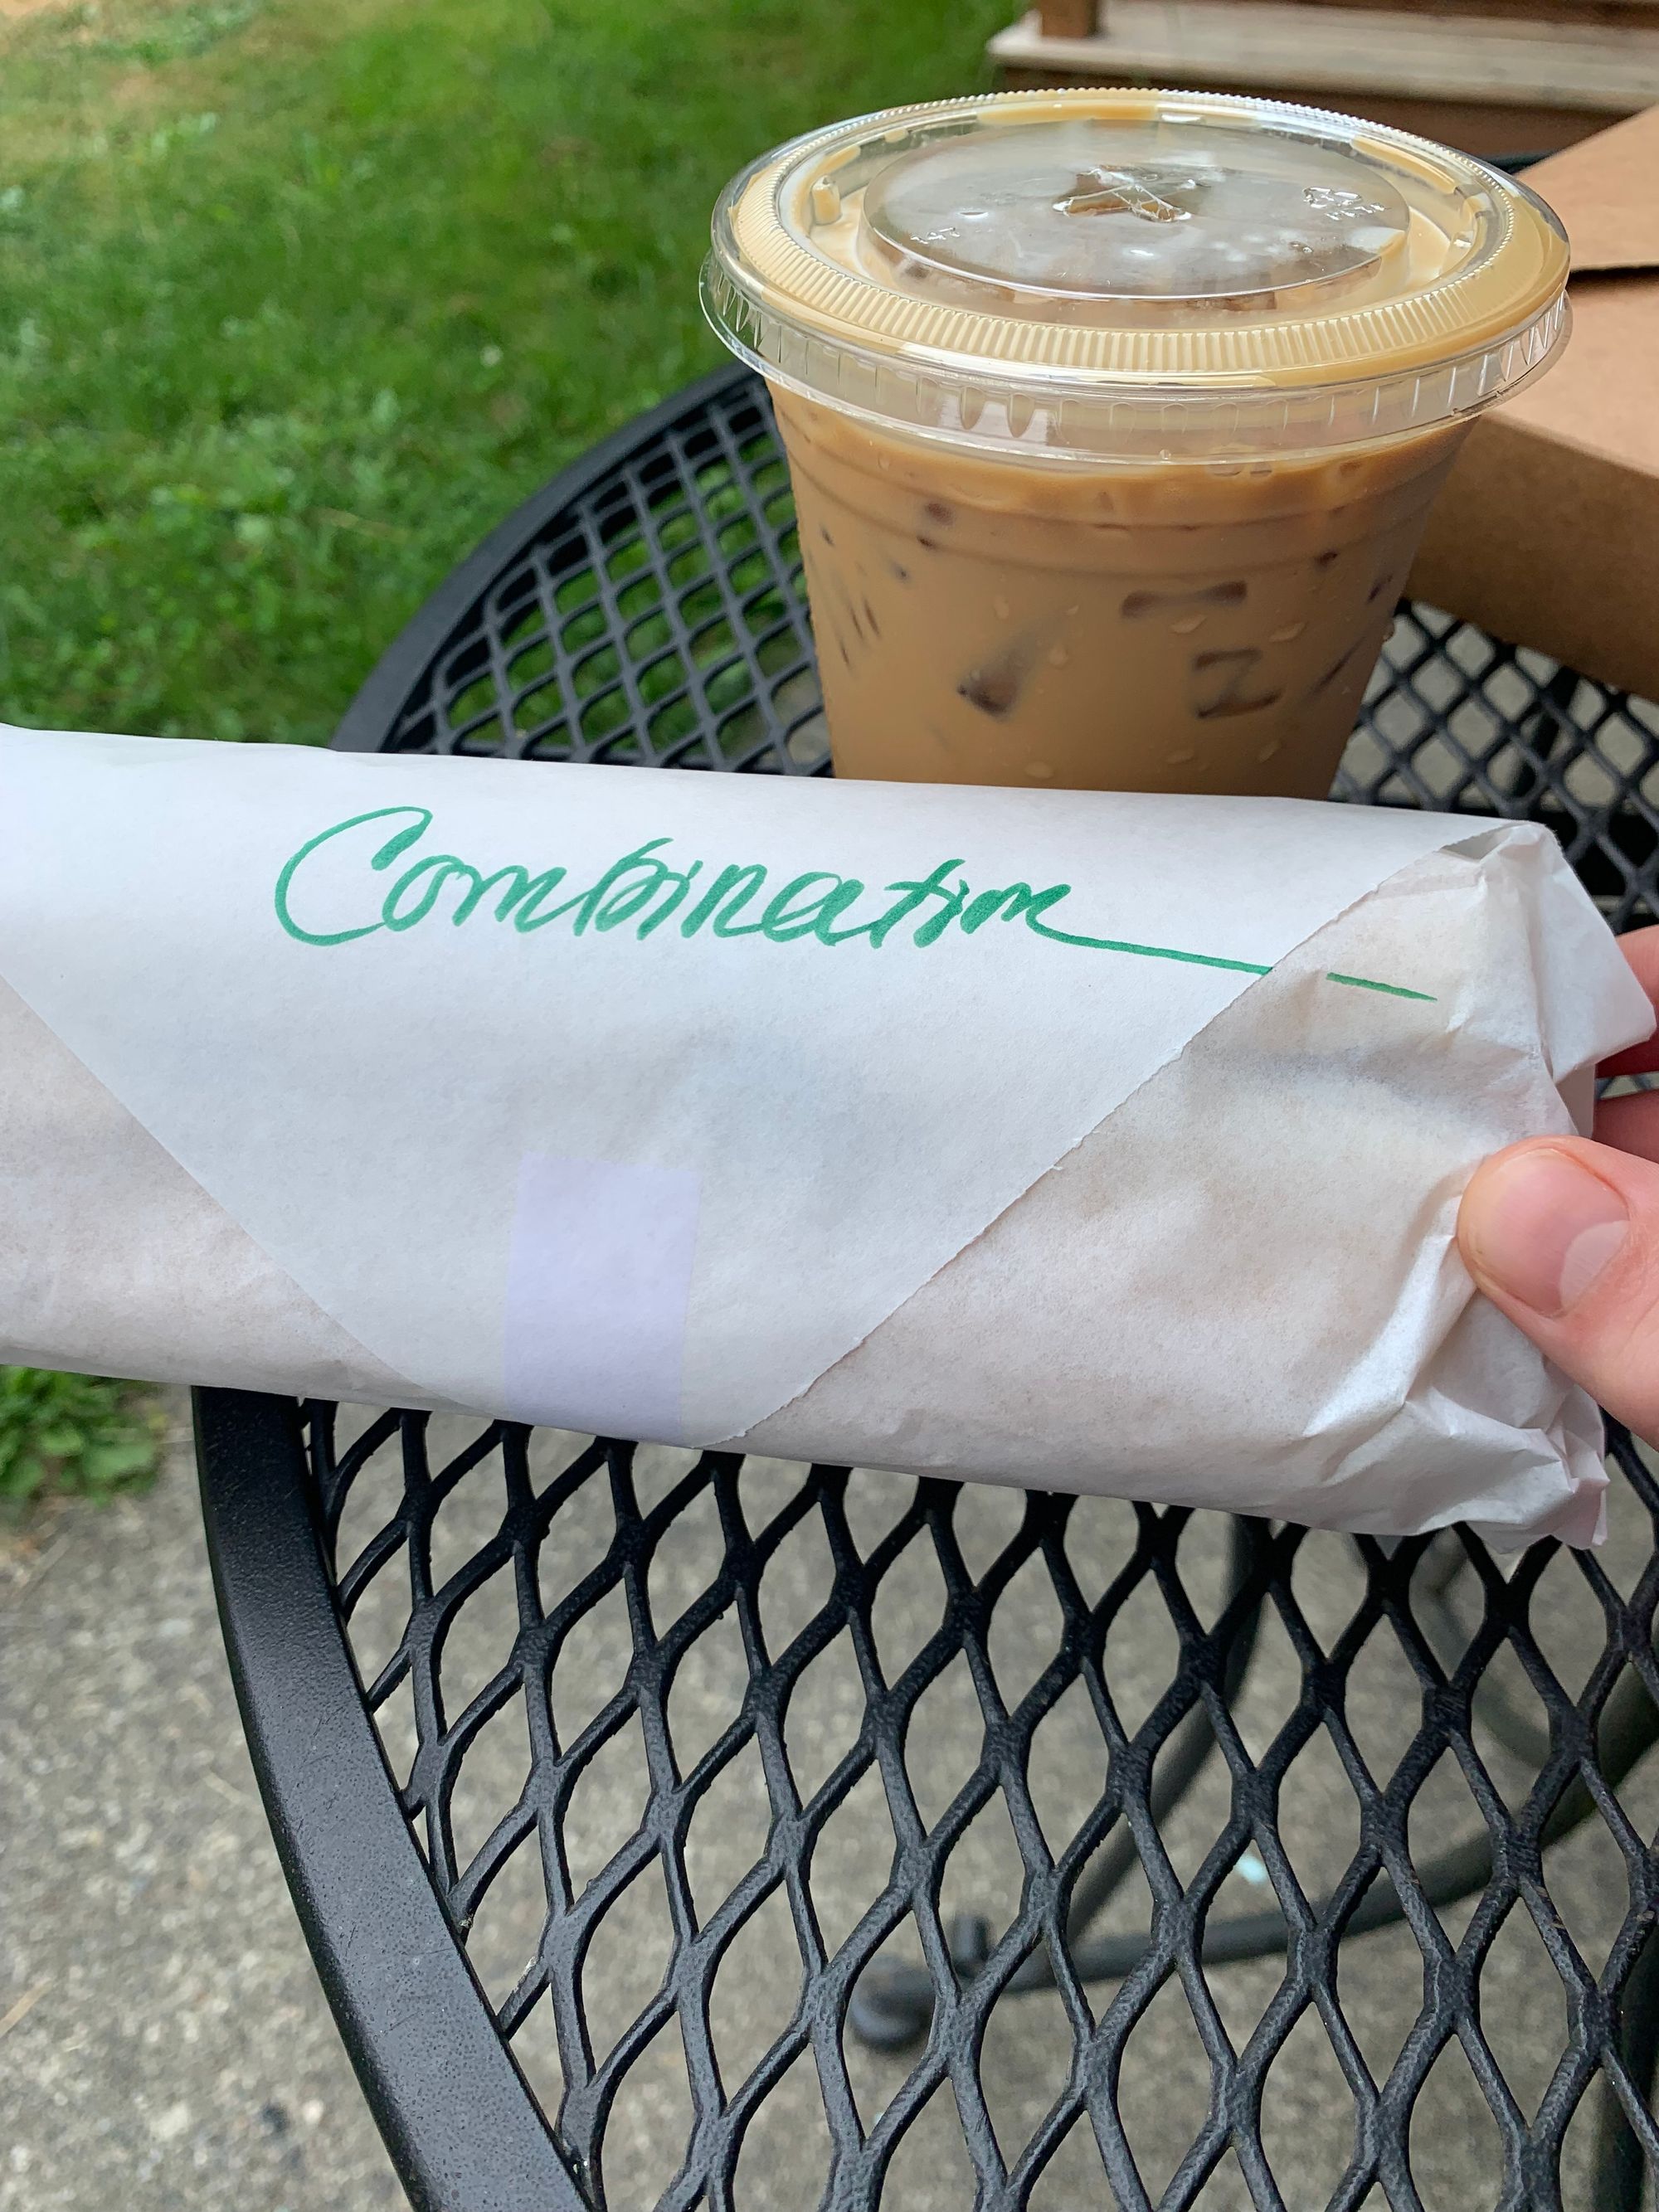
<box><xmin>197</xmin><ymin>363</ymin><xmax>1659</xmax><ymax>2212</ymax></box>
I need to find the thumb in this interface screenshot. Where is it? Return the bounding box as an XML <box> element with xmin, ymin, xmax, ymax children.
<box><xmin>1457</xmin><ymin>1135</ymin><xmax>1659</xmax><ymax>1446</ymax></box>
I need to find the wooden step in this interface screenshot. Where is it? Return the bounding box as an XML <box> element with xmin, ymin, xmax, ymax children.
<box><xmin>994</xmin><ymin>1</ymin><xmax>1659</xmax><ymax>112</ymax></box>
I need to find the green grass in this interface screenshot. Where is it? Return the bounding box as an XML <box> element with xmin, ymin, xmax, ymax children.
<box><xmin>0</xmin><ymin>1364</ymin><xmax>164</xmax><ymax>1514</ymax></box>
<box><xmin>0</xmin><ymin>0</ymin><xmax>1009</xmax><ymax>744</ymax></box>
<box><xmin>0</xmin><ymin>0</ymin><xmax>1007</xmax><ymax>1502</ymax></box>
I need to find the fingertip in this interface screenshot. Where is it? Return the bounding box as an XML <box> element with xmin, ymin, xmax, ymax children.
<box><xmin>1618</xmin><ymin>924</ymin><xmax>1659</xmax><ymax>997</ymax></box>
<box><xmin>1457</xmin><ymin>1138</ymin><xmax>1577</xmax><ymax>1265</ymax></box>
<box><xmin>1459</xmin><ymin>1135</ymin><xmax>1659</xmax><ymax>1443</ymax></box>
<box><xmin>1457</xmin><ymin>1141</ymin><xmax>1630</xmax><ymax>1320</ymax></box>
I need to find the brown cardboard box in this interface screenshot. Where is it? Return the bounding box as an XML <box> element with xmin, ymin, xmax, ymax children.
<box><xmin>1408</xmin><ymin>108</ymin><xmax>1659</xmax><ymax>700</ymax></box>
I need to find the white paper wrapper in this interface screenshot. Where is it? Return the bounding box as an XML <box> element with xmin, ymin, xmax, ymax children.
<box><xmin>0</xmin><ymin>725</ymin><xmax>1648</xmax><ymax>1545</ymax></box>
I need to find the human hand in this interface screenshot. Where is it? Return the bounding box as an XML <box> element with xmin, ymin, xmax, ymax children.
<box><xmin>1458</xmin><ymin>925</ymin><xmax>1659</xmax><ymax>1445</ymax></box>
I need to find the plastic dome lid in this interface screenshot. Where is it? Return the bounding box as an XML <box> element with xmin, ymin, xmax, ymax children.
<box><xmin>702</xmin><ymin>89</ymin><xmax>1570</xmax><ymax>461</ymax></box>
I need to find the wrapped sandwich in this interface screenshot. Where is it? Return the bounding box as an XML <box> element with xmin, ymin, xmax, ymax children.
<box><xmin>0</xmin><ymin>725</ymin><xmax>1646</xmax><ymax>1544</ymax></box>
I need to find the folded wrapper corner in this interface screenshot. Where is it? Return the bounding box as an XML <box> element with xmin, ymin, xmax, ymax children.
<box><xmin>0</xmin><ymin>726</ymin><xmax>1648</xmax><ymax>1548</ymax></box>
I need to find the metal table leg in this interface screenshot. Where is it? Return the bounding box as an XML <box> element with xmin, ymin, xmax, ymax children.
<box><xmin>194</xmin><ymin>1388</ymin><xmax>588</xmax><ymax>2212</ymax></box>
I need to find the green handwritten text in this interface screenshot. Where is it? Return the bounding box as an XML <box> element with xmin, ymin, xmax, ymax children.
<box><xmin>272</xmin><ymin>806</ymin><xmax>1435</xmax><ymax>1003</ymax></box>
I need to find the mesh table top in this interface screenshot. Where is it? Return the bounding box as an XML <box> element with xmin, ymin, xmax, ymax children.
<box><xmin>199</xmin><ymin>364</ymin><xmax>1659</xmax><ymax>2212</ymax></box>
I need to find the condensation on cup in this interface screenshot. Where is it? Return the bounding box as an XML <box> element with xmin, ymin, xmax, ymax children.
<box><xmin>703</xmin><ymin>90</ymin><xmax>1570</xmax><ymax>797</ymax></box>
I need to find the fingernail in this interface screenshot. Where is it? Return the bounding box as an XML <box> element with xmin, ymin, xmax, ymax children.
<box><xmin>1463</xmin><ymin>1148</ymin><xmax>1630</xmax><ymax>1317</ymax></box>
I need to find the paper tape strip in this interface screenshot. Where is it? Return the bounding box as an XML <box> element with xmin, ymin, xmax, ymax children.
<box><xmin>502</xmin><ymin>1153</ymin><xmax>700</xmax><ymax>1442</ymax></box>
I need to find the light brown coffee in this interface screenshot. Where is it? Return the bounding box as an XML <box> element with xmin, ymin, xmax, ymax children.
<box><xmin>706</xmin><ymin>89</ymin><xmax>1570</xmax><ymax>796</ymax></box>
<box><xmin>776</xmin><ymin>390</ymin><xmax>1463</xmax><ymax>796</ymax></box>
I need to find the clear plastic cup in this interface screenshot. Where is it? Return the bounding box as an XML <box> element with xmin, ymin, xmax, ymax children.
<box><xmin>702</xmin><ymin>90</ymin><xmax>1569</xmax><ymax>795</ymax></box>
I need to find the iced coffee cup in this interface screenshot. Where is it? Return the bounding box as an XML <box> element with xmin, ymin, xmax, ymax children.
<box><xmin>702</xmin><ymin>90</ymin><xmax>1569</xmax><ymax>796</ymax></box>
